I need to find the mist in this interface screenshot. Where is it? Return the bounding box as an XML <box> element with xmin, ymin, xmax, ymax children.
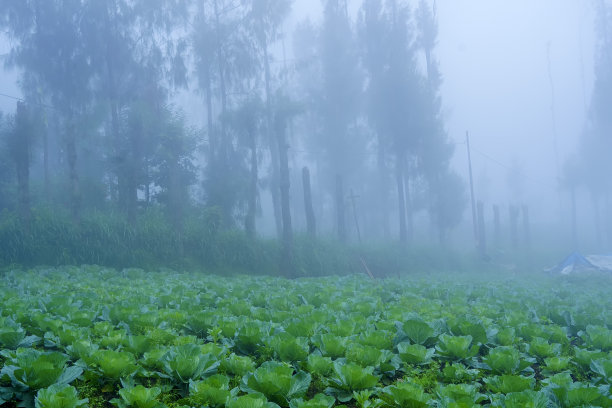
<box><xmin>2</xmin><ymin>2</ymin><xmax>612</xmax><ymax>407</ymax></box>
<box><xmin>0</xmin><ymin>0</ymin><xmax>611</xmax><ymax>267</ymax></box>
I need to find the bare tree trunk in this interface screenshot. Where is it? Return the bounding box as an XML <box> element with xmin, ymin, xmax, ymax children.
<box><xmin>377</xmin><ymin>147</ymin><xmax>390</xmax><ymax>238</ymax></box>
<box><xmin>276</xmin><ymin>115</ymin><xmax>294</xmax><ymax>277</ymax></box>
<box><xmin>302</xmin><ymin>166</ymin><xmax>316</xmax><ymax>238</ymax></box>
<box><xmin>493</xmin><ymin>204</ymin><xmax>501</xmax><ymax>248</ymax></box>
<box><xmin>336</xmin><ymin>175</ymin><xmax>346</xmax><ymax>242</ymax></box>
<box><xmin>145</xmin><ymin>165</ymin><xmax>150</xmax><ymax>205</ymax></box>
<box><xmin>33</xmin><ymin>0</ymin><xmax>49</xmax><ymax>201</ymax></box>
<box><xmin>509</xmin><ymin>205</ymin><xmax>519</xmax><ymax>250</ymax></box>
<box><xmin>404</xmin><ymin>173</ymin><xmax>413</xmax><ymax>242</ymax></box>
<box><xmin>396</xmin><ymin>152</ymin><xmax>407</xmax><ymax>243</ymax></box>
<box><xmin>213</xmin><ymin>0</ymin><xmax>228</xmax><ymax>158</ymax></box>
<box><xmin>42</xmin><ymin>116</ymin><xmax>49</xmax><ymax>199</ymax></box>
<box><xmin>263</xmin><ymin>35</ymin><xmax>282</xmax><ymax>238</ymax></box>
<box><xmin>14</xmin><ymin>102</ymin><xmax>31</xmax><ymax>222</ymax></box>
<box><xmin>522</xmin><ymin>205</ymin><xmax>531</xmax><ymax>249</ymax></box>
<box><xmin>103</xmin><ymin>0</ymin><xmax>128</xmax><ymax>217</ymax></box>
<box><xmin>204</xmin><ymin>64</ymin><xmax>215</xmax><ymax>165</ymax></box>
<box><xmin>477</xmin><ymin>201</ymin><xmax>486</xmax><ymax>257</ymax></box>
<box><xmin>592</xmin><ymin>192</ymin><xmax>602</xmax><ymax>250</ymax></box>
<box><xmin>245</xmin><ymin>129</ymin><xmax>258</xmax><ymax>238</ymax></box>
<box><xmin>570</xmin><ymin>188</ymin><xmax>577</xmax><ymax>248</ymax></box>
<box><xmin>126</xmin><ymin>119</ymin><xmax>140</xmax><ymax>225</ymax></box>
<box><xmin>66</xmin><ymin>114</ymin><xmax>80</xmax><ymax>221</ymax></box>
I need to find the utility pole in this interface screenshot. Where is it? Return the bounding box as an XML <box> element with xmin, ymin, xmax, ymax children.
<box><xmin>466</xmin><ymin>131</ymin><xmax>478</xmax><ymax>243</ymax></box>
<box><xmin>546</xmin><ymin>42</ymin><xmax>561</xmax><ymax>181</ymax></box>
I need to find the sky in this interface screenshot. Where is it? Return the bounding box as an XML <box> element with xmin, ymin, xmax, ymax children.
<box><xmin>289</xmin><ymin>0</ymin><xmax>597</xmax><ymax>225</ymax></box>
<box><xmin>0</xmin><ymin>0</ymin><xmax>599</xmax><ymax>228</ymax></box>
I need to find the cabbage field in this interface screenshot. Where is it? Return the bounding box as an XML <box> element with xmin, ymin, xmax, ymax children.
<box><xmin>1</xmin><ymin>266</ymin><xmax>611</xmax><ymax>408</ymax></box>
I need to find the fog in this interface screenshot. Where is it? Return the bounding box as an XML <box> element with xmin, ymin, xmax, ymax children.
<box><xmin>0</xmin><ymin>0</ymin><xmax>611</xmax><ymax>272</ymax></box>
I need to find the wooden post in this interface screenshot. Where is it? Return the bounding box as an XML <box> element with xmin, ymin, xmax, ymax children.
<box><xmin>522</xmin><ymin>205</ymin><xmax>531</xmax><ymax>249</ymax></box>
<box><xmin>336</xmin><ymin>175</ymin><xmax>346</xmax><ymax>242</ymax></box>
<box><xmin>302</xmin><ymin>167</ymin><xmax>316</xmax><ymax>238</ymax></box>
<box><xmin>509</xmin><ymin>205</ymin><xmax>520</xmax><ymax>250</ymax></box>
<box><xmin>477</xmin><ymin>201</ymin><xmax>486</xmax><ymax>257</ymax></box>
<box><xmin>493</xmin><ymin>204</ymin><xmax>501</xmax><ymax>248</ymax></box>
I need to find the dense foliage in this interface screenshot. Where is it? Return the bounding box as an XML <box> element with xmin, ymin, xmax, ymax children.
<box><xmin>0</xmin><ymin>207</ymin><xmax>466</xmax><ymax>277</ymax></box>
<box><xmin>0</xmin><ymin>0</ymin><xmax>465</xmax><ymax>263</ymax></box>
<box><xmin>1</xmin><ymin>267</ymin><xmax>611</xmax><ymax>407</ymax></box>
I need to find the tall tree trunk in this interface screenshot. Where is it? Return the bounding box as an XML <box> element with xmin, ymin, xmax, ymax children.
<box><xmin>276</xmin><ymin>114</ymin><xmax>294</xmax><ymax>277</ymax></box>
<box><xmin>14</xmin><ymin>102</ymin><xmax>31</xmax><ymax>222</ymax></box>
<box><xmin>396</xmin><ymin>152</ymin><xmax>407</xmax><ymax>243</ymax></box>
<box><xmin>493</xmin><ymin>204</ymin><xmax>501</xmax><ymax>247</ymax></box>
<box><xmin>522</xmin><ymin>205</ymin><xmax>531</xmax><ymax>249</ymax></box>
<box><xmin>126</xmin><ymin>116</ymin><xmax>140</xmax><ymax>225</ymax></box>
<box><xmin>509</xmin><ymin>205</ymin><xmax>519</xmax><ymax>250</ymax></box>
<box><xmin>302</xmin><ymin>166</ymin><xmax>316</xmax><ymax>238</ymax></box>
<box><xmin>336</xmin><ymin>174</ymin><xmax>346</xmax><ymax>242</ymax></box>
<box><xmin>42</xmin><ymin>114</ymin><xmax>49</xmax><ymax>199</ymax></box>
<box><xmin>245</xmin><ymin>130</ymin><xmax>258</xmax><ymax>238</ymax></box>
<box><xmin>213</xmin><ymin>0</ymin><xmax>228</xmax><ymax>151</ymax></box>
<box><xmin>263</xmin><ymin>35</ymin><xmax>283</xmax><ymax>238</ymax></box>
<box><xmin>377</xmin><ymin>146</ymin><xmax>390</xmax><ymax>238</ymax></box>
<box><xmin>570</xmin><ymin>188</ymin><xmax>577</xmax><ymax>248</ymax></box>
<box><xmin>34</xmin><ymin>0</ymin><xmax>49</xmax><ymax>200</ymax></box>
<box><xmin>103</xmin><ymin>0</ymin><xmax>132</xmax><ymax>220</ymax></box>
<box><xmin>204</xmin><ymin>64</ymin><xmax>215</xmax><ymax>165</ymax></box>
<box><xmin>66</xmin><ymin>113</ymin><xmax>80</xmax><ymax>221</ymax></box>
<box><xmin>477</xmin><ymin>201</ymin><xmax>486</xmax><ymax>257</ymax></box>
<box><xmin>145</xmin><ymin>163</ymin><xmax>151</xmax><ymax>205</ymax></box>
<box><xmin>403</xmin><ymin>159</ymin><xmax>413</xmax><ymax>242</ymax></box>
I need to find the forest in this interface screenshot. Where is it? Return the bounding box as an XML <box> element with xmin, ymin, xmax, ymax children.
<box><xmin>2</xmin><ymin>0</ymin><xmax>612</xmax><ymax>275</ymax></box>
<box><xmin>0</xmin><ymin>0</ymin><xmax>469</xmax><ymax>276</ymax></box>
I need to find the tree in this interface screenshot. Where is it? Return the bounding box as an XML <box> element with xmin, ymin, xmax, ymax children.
<box><xmin>83</xmin><ymin>0</ymin><xmax>188</xmax><ymax>223</ymax></box>
<box><xmin>0</xmin><ymin>111</ymin><xmax>14</xmax><ymax>210</ymax></box>
<box><xmin>150</xmin><ymin>108</ymin><xmax>197</xmax><ymax>232</ymax></box>
<box><xmin>7</xmin><ymin>102</ymin><xmax>34</xmax><ymax>222</ymax></box>
<box><xmin>573</xmin><ymin>0</ymin><xmax>612</xmax><ymax>247</ymax></box>
<box><xmin>243</xmin><ymin>0</ymin><xmax>293</xmax><ymax>238</ymax></box>
<box><xmin>318</xmin><ymin>0</ymin><xmax>364</xmax><ymax>241</ymax></box>
<box><xmin>225</xmin><ymin>97</ymin><xmax>265</xmax><ymax>238</ymax></box>
<box><xmin>415</xmin><ymin>0</ymin><xmax>464</xmax><ymax>242</ymax></box>
<box><xmin>360</xmin><ymin>0</ymin><xmax>421</xmax><ymax>243</ymax></box>
<box><xmin>1</xmin><ymin>0</ymin><xmax>96</xmax><ymax>219</ymax></box>
<box><xmin>194</xmin><ymin>0</ymin><xmax>260</xmax><ymax>228</ymax></box>
<box><xmin>273</xmin><ymin>93</ymin><xmax>301</xmax><ymax>277</ymax></box>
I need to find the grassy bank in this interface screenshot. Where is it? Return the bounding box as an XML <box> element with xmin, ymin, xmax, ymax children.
<box><xmin>0</xmin><ymin>207</ymin><xmax>482</xmax><ymax>277</ymax></box>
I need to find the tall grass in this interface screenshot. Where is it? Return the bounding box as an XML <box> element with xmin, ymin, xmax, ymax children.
<box><xmin>0</xmin><ymin>206</ymin><xmax>482</xmax><ymax>277</ymax></box>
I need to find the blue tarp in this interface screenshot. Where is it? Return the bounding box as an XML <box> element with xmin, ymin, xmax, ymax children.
<box><xmin>548</xmin><ymin>252</ymin><xmax>612</xmax><ymax>275</ymax></box>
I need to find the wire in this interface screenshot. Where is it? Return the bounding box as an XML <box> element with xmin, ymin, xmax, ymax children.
<box><xmin>470</xmin><ymin>145</ymin><xmax>559</xmax><ymax>192</ymax></box>
<box><xmin>0</xmin><ymin>91</ymin><xmax>59</xmax><ymax>111</ymax></box>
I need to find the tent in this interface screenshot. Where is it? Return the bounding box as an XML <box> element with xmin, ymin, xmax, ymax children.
<box><xmin>548</xmin><ymin>252</ymin><xmax>612</xmax><ymax>275</ymax></box>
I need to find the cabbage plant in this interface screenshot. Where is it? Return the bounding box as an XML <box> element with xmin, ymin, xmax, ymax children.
<box><xmin>161</xmin><ymin>344</ymin><xmax>219</xmax><ymax>383</ymax></box>
<box><xmin>435</xmin><ymin>334</ymin><xmax>478</xmax><ymax>361</ymax></box>
<box><xmin>189</xmin><ymin>374</ymin><xmax>237</xmax><ymax>407</ymax></box>
<box><xmin>241</xmin><ymin>361</ymin><xmax>311</xmax><ymax>407</ymax></box>
<box><xmin>1</xmin><ymin>349</ymin><xmax>83</xmax><ymax>408</ymax></box>
<box><xmin>35</xmin><ymin>384</ymin><xmax>87</xmax><ymax>408</ymax></box>
<box><xmin>324</xmin><ymin>362</ymin><xmax>380</xmax><ymax>402</ymax></box>
<box><xmin>378</xmin><ymin>381</ymin><xmax>431</xmax><ymax>408</ymax></box>
<box><xmin>110</xmin><ymin>381</ymin><xmax>165</xmax><ymax>408</ymax></box>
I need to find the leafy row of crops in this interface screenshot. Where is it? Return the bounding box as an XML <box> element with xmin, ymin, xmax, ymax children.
<box><xmin>0</xmin><ymin>266</ymin><xmax>611</xmax><ymax>407</ymax></box>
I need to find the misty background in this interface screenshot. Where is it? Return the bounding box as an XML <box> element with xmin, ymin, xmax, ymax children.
<box><xmin>0</xmin><ymin>0</ymin><xmax>609</xmax><ymax>274</ymax></box>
